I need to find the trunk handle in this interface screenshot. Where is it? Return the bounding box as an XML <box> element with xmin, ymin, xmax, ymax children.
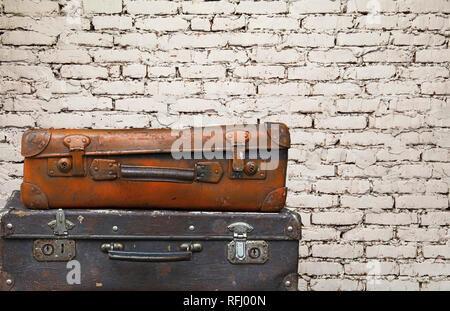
<box><xmin>89</xmin><ymin>159</ymin><xmax>223</xmax><ymax>183</ymax></box>
<box><xmin>107</xmin><ymin>250</ymin><xmax>192</xmax><ymax>262</ymax></box>
<box><xmin>102</xmin><ymin>242</ymin><xmax>202</xmax><ymax>262</ymax></box>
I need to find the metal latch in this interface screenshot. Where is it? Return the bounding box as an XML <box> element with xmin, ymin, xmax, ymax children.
<box><xmin>227</xmin><ymin>222</ymin><xmax>268</xmax><ymax>264</ymax></box>
<box><xmin>33</xmin><ymin>239</ymin><xmax>76</xmax><ymax>262</ymax></box>
<box><xmin>48</xmin><ymin>209</ymin><xmax>75</xmax><ymax>235</ymax></box>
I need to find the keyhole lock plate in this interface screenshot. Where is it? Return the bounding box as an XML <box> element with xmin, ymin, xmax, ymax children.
<box><xmin>33</xmin><ymin>239</ymin><xmax>76</xmax><ymax>262</ymax></box>
<box><xmin>227</xmin><ymin>240</ymin><xmax>269</xmax><ymax>264</ymax></box>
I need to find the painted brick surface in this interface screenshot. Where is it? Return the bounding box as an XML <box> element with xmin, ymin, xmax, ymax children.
<box><xmin>0</xmin><ymin>0</ymin><xmax>449</xmax><ymax>291</ymax></box>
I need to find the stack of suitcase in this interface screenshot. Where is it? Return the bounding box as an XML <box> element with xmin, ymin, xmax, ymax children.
<box><xmin>0</xmin><ymin>123</ymin><xmax>301</xmax><ymax>291</ymax></box>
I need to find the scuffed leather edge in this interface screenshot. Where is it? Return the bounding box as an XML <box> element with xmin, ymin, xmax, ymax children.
<box><xmin>266</xmin><ymin>122</ymin><xmax>291</xmax><ymax>149</ymax></box>
<box><xmin>20</xmin><ymin>182</ymin><xmax>49</xmax><ymax>209</ymax></box>
<box><xmin>260</xmin><ymin>187</ymin><xmax>287</xmax><ymax>212</ymax></box>
<box><xmin>21</xmin><ymin>129</ymin><xmax>52</xmax><ymax>157</ymax></box>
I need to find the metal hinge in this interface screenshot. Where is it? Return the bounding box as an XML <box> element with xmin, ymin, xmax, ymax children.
<box><xmin>227</xmin><ymin>222</ymin><xmax>269</xmax><ymax>264</ymax></box>
<box><xmin>48</xmin><ymin>209</ymin><xmax>75</xmax><ymax>236</ymax></box>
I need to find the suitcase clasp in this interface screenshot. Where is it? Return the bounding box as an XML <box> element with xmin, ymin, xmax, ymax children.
<box><xmin>227</xmin><ymin>222</ymin><xmax>269</xmax><ymax>264</ymax></box>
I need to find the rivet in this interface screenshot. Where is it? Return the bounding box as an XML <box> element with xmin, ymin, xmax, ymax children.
<box><xmin>6</xmin><ymin>223</ymin><xmax>13</xmax><ymax>230</ymax></box>
<box><xmin>82</xmin><ymin>138</ymin><xmax>87</xmax><ymax>143</ymax></box>
<box><xmin>287</xmin><ymin>226</ymin><xmax>293</xmax><ymax>232</ymax></box>
<box><xmin>188</xmin><ymin>225</ymin><xmax>195</xmax><ymax>231</ymax></box>
<box><xmin>49</xmin><ymin>170</ymin><xmax>54</xmax><ymax>175</ymax></box>
<box><xmin>94</xmin><ymin>166</ymin><xmax>98</xmax><ymax>171</ymax></box>
<box><xmin>67</xmin><ymin>138</ymin><xmax>71</xmax><ymax>143</ymax></box>
<box><xmin>112</xmin><ymin>226</ymin><xmax>118</xmax><ymax>232</ymax></box>
<box><xmin>285</xmin><ymin>280</ymin><xmax>291</xmax><ymax>287</ymax></box>
<box><xmin>6</xmin><ymin>279</ymin><xmax>12</xmax><ymax>286</ymax></box>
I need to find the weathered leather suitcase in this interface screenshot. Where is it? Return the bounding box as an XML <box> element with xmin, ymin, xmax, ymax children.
<box><xmin>0</xmin><ymin>191</ymin><xmax>300</xmax><ymax>291</ymax></box>
<box><xmin>21</xmin><ymin>123</ymin><xmax>290</xmax><ymax>212</ymax></box>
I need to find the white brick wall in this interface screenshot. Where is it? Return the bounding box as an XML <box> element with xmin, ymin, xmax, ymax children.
<box><xmin>0</xmin><ymin>0</ymin><xmax>449</xmax><ymax>291</ymax></box>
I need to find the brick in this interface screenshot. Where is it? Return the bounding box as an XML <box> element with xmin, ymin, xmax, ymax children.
<box><xmin>347</xmin><ymin>0</ymin><xmax>397</xmax><ymax>12</ymax></box>
<box><xmin>315</xmin><ymin>116</ymin><xmax>367</xmax><ymax>130</ymax></box>
<box><xmin>363</xmin><ymin>50</ymin><xmax>411</xmax><ymax>63</ymax></box>
<box><xmin>120</xmin><ymin>64</ymin><xmax>146</xmax><ymax>78</ymax></box>
<box><xmin>390</xmin><ymin>165</ymin><xmax>433</xmax><ymax>178</ymax></box>
<box><xmin>298</xmin><ymin>261</ymin><xmax>343</xmax><ymax>275</ymax></box>
<box><xmin>412</xmin><ymin>15</ymin><xmax>449</xmax><ymax>30</ymax></box>
<box><xmin>303</xmin><ymin>16</ymin><xmax>353</xmax><ymax>30</ymax></box>
<box><xmin>37</xmin><ymin>113</ymin><xmax>93</xmax><ymax>128</ymax></box>
<box><xmin>190</xmin><ymin>18</ymin><xmax>211</xmax><ymax>31</ymax></box>
<box><xmin>344</xmin><ymin>65</ymin><xmax>396</xmax><ymax>80</ymax></box>
<box><xmin>337</xmin><ymin>32</ymin><xmax>389</xmax><ymax>46</ymax></box>
<box><xmin>421</xmin><ymin>212</ymin><xmax>450</xmax><ymax>226</ymax></box>
<box><xmin>343</xmin><ymin>227</ymin><xmax>393</xmax><ymax>241</ymax></box>
<box><xmin>366</xmin><ymin>213</ymin><xmax>417</xmax><ymax>225</ymax></box>
<box><xmin>396</xmin><ymin>195</ymin><xmax>448</xmax><ymax>209</ymax></box>
<box><xmin>204</xmin><ymin>82</ymin><xmax>255</xmax><ymax>96</ymax></box>
<box><xmin>0</xmin><ymin>65</ymin><xmax>54</xmax><ymax>81</ymax></box>
<box><xmin>341</xmin><ymin>195</ymin><xmax>393</xmax><ymax>209</ymax></box>
<box><xmin>398</xmin><ymin>0</ymin><xmax>450</xmax><ymax>13</ymax></box>
<box><xmin>356</xmin><ymin>15</ymin><xmax>411</xmax><ymax>30</ymax></box>
<box><xmin>422</xmin><ymin>81</ymin><xmax>450</xmax><ymax>95</ymax></box>
<box><xmin>251</xmin><ymin>48</ymin><xmax>304</xmax><ymax>63</ymax></box>
<box><xmin>39</xmin><ymin>49</ymin><xmax>91</xmax><ymax>64</ymax></box>
<box><xmin>416</xmin><ymin>49</ymin><xmax>450</xmax><ymax>63</ymax></box>
<box><xmin>398</xmin><ymin>228</ymin><xmax>447</xmax><ymax>242</ymax></box>
<box><xmin>92</xmin><ymin>49</ymin><xmax>142</xmax><ymax>63</ymax></box>
<box><xmin>367</xmin><ymin>280</ymin><xmax>419</xmax><ymax>291</ymax></box>
<box><xmin>291</xmin><ymin>131</ymin><xmax>339</xmax><ymax>146</ymax></box>
<box><xmin>313</xmin><ymin>83</ymin><xmax>361</xmax><ymax>96</ymax></box>
<box><xmin>421</xmin><ymin>281</ymin><xmax>450</xmax><ymax>291</ymax></box>
<box><xmin>345</xmin><ymin>262</ymin><xmax>399</xmax><ymax>275</ymax></box>
<box><xmin>310</xmin><ymin>279</ymin><xmax>364</xmax><ymax>291</ymax></box>
<box><xmin>115</xmin><ymin>98</ymin><xmax>166</xmax><ymax>112</ymax></box>
<box><xmin>236</xmin><ymin>1</ymin><xmax>287</xmax><ymax>14</ymax></box>
<box><xmin>312</xmin><ymin>244</ymin><xmax>364</xmax><ymax>258</ymax></box>
<box><xmin>367</xmin><ymin>82</ymin><xmax>420</xmax><ymax>95</ymax></box>
<box><xmin>370</xmin><ymin>115</ymin><xmax>424</xmax><ymax>129</ymax></box>
<box><xmin>135</xmin><ymin>17</ymin><xmax>189</xmax><ymax>32</ymax></box>
<box><xmin>181</xmin><ymin>1</ymin><xmax>234</xmax><ymax>14</ymax></box>
<box><xmin>0</xmin><ymin>114</ymin><xmax>34</xmax><ymax>127</ymax></box>
<box><xmin>170</xmin><ymin>99</ymin><xmax>221</xmax><ymax>113</ymax></box>
<box><xmin>45</xmin><ymin>97</ymin><xmax>112</xmax><ymax>112</ymax></box>
<box><xmin>336</xmin><ymin>98</ymin><xmax>380</xmax><ymax>113</ymax></box>
<box><xmin>392</xmin><ymin>33</ymin><xmax>445</xmax><ymax>46</ymax></box>
<box><xmin>338</xmin><ymin>165</ymin><xmax>388</xmax><ymax>178</ymax></box>
<box><xmin>259</xmin><ymin>83</ymin><xmax>310</xmax><ymax>96</ymax></box>
<box><xmin>92</xmin><ymin>81</ymin><xmax>145</xmax><ymax>95</ymax></box>
<box><xmin>83</xmin><ymin>0</ymin><xmax>122</xmax><ymax>14</ymax></box>
<box><xmin>0</xmin><ymin>81</ymin><xmax>31</xmax><ymax>94</ymax></box>
<box><xmin>93</xmin><ymin>113</ymin><xmax>150</xmax><ymax>129</ymax></box>
<box><xmin>286</xmin><ymin>194</ymin><xmax>338</xmax><ymax>208</ymax></box>
<box><xmin>4</xmin><ymin>0</ymin><xmax>59</xmax><ymax>15</ymax></box>
<box><xmin>248</xmin><ymin>16</ymin><xmax>298</xmax><ymax>30</ymax></box>
<box><xmin>399</xmin><ymin>66</ymin><xmax>448</xmax><ymax>80</ymax></box>
<box><xmin>0</xmin><ymin>48</ymin><xmax>36</xmax><ymax>62</ymax></box>
<box><xmin>93</xmin><ymin>16</ymin><xmax>132</xmax><ymax>30</ymax></box>
<box><xmin>207</xmin><ymin>50</ymin><xmax>249</xmax><ymax>63</ymax></box>
<box><xmin>178</xmin><ymin>65</ymin><xmax>225</xmax><ymax>79</ymax></box>
<box><xmin>423</xmin><ymin>245</ymin><xmax>450</xmax><ymax>259</ymax></box>
<box><xmin>309</xmin><ymin>50</ymin><xmax>356</xmax><ymax>63</ymax></box>
<box><xmin>316</xmin><ymin>180</ymin><xmax>370</xmax><ymax>194</ymax></box>
<box><xmin>234</xmin><ymin>66</ymin><xmax>284</xmax><ymax>79</ymax></box>
<box><xmin>401</xmin><ymin>262</ymin><xmax>450</xmax><ymax>277</ymax></box>
<box><xmin>285</xmin><ymin>34</ymin><xmax>334</xmax><ymax>48</ymax></box>
<box><xmin>288</xmin><ymin>66</ymin><xmax>340</xmax><ymax>81</ymax></box>
<box><xmin>147</xmin><ymin>66</ymin><xmax>175</xmax><ymax>78</ymax></box>
<box><xmin>115</xmin><ymin>33</ymin><xmax>157</xmax><ymax>50</ymax></box>
<box><xmin>366</xmin><ymin>245</ymin><xmax>417</xmax><ymax>258</ymax></box>
<box><xmin>288</xmin><ymin>164</ymin><xmax>335</xmax><ymax>178</ymax></box>
<box><xmin>290</xmin><ymin>0</ymin><xmax>340</xmax><ymax>14</ymax></box>
<box><xmin>228</xmin><ymin>33</ymin><xmax>279</xmax><ymax>47</ymax></box>
<box><xmin>340</xmin><ymin>132</ymin><xmax>393</xmax><ymax>146</ymax></box>
<box><xmin>1</xmin><ymin>31</ymin><xmax>56</xmax><ymax>45</ymax></box>
<box><xmin>60</xmin><ymin>65</ymin><xmax>108</xmax><ymax>79</ymax></box>
<box><xmin>146</xmin><ymin>81</ymin><xmax>202</xmax><ymax>96</ymax></box>
<box><xmin>161</xmin><ymin>34</ymin><xmax>227</xmax><ymax>49</ymax></box>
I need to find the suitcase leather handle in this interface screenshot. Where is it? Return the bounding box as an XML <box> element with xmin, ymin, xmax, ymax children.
<box><xmin>107</xmin><ymin>250</ymin><xmax>192</xmax><ymax>262</ymax></box>
<box><xmin>90</xmin><ymin>160</ymin><xmax>223</xmax><ymax>183</ymax></box>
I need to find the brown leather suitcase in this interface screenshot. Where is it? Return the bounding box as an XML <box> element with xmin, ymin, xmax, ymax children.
<box><xmin>0</xmin><ymin>191</ymin><xmax>300</xmax><ymax>291</ymax></box>
<box><xmin>21</xmin><ymin>123</ymin><xmax>290</xmax><ymax>212</ymax></box>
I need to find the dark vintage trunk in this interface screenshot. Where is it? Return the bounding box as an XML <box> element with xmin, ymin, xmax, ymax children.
<box><xmin>0</xmin><ymin>191</ymin><xmax>301</xmax><ymax>291</ymax></box>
